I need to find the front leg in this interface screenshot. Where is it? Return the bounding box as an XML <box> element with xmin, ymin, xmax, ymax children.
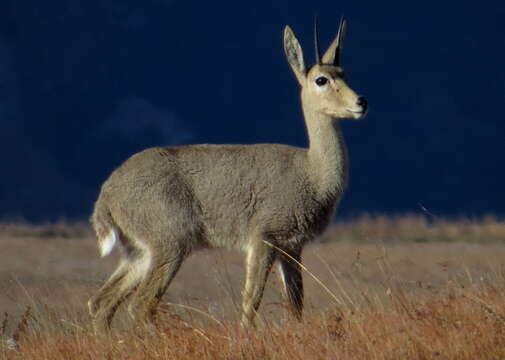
<box><xmin>277</xmin><ymin>248</ymin><xmax>303</xmax><ymax>320</ymax></box>
<box><xmin>240</xmin><ymin>239</ymin><xmax>276</xmax><ymax>328</ymax></box>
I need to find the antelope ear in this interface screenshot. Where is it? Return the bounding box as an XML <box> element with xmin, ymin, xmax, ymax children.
<box><xmin>321</xmin><ymin>19</ymin><xmax>346</xmax><ymax>66</ymax></box>
<box><xmin>284</xmin><ymin>26</ymin><xmax>306</xmax><ymax>86</ymax></box>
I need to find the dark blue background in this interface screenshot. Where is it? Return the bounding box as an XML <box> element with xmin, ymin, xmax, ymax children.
<box><xmin>1</xmin><ymin>0</ymin><xmax>504</xmax><ymax>221</ymax></box>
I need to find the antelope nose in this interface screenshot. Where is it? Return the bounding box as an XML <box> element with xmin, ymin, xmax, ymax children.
<box><xmin>357</xmin><ymin>96</ymin><xmax>367</xmax><ymax>108</ymax></box>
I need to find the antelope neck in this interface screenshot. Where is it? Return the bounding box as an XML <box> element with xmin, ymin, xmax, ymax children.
<box><xmin>303</xmin><ymin>105</ymin><xmax>348</xmax><ymax>200</ymax></box>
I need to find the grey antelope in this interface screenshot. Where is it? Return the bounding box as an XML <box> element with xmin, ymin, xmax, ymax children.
<box><xmin>88</xmin><ymin>19</ymin><xmax>367</xmax><ymax>331</ymax></box>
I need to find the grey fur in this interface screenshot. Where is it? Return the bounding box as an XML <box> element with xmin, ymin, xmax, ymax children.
<box><xmin>88</xmin><ymin>21</ymin><xmax>367</xmax><ymax>332</ymax></box>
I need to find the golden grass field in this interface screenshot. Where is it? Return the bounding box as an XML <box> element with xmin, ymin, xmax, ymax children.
<box><xmin>1</xmin><ymin>215</ymin><xmax>505</xmax><ymax>359</ymax></box>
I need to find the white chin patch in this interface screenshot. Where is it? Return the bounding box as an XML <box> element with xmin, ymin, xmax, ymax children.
<box><xmin>100</xmin><ymin>228</ymin><xmax>118</xmax><ymax>257</ymax></box>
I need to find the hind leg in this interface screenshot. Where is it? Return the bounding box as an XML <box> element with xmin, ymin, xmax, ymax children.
<box><xmin>127</xmin><ymin>248</ymin><xmax>185</xmax><ymax>328</ymax></box>
<box><xmin>89</xmin><ymin>248</ymin><xmax>150</xmax><ymax>333</ymax></box>
<box><xmin>88</xmin><ymin>260</ymin><xmax>126</xmax><ymax>318</ymax></box>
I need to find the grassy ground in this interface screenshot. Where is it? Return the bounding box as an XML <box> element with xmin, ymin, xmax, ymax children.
<box><xmin>1</xmin><ymin>215</ymin><xmax>505</xmax><ymax>359</ymax></box>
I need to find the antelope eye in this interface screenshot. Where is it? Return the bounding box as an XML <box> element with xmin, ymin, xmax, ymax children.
<box><xmin>315</xmin><ymin>76</ymin><xmax>328</xmax><ymax>86</ymax></box>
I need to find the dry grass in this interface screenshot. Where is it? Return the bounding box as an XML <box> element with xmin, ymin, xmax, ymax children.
<box><xmin>326</xmin><ymin>213</ymin><xmax>505</xmax><ymax>243</ymax></box>
<box><xmin>1</xmin><ymin>215</ymin><xmax>505</xmax><ymax>359</ymax></box>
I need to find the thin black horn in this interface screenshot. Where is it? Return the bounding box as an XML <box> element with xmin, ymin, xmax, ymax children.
<box><xmin>334</xmin><ymin>17</ymin><xmax>346</xmax><ymax>66</ymax></box>
<box><xmin>314</xmin><ymin>15</ymin><xmax>321</xmax><ymax>64</ymax></box>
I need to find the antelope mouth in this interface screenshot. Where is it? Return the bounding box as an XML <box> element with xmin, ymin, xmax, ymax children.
<box><xmin>346</xmin><ymin>108</ymin><xmax>367</xmax><ymax>119</ymax></box>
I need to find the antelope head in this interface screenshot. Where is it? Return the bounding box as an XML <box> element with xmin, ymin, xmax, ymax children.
<box><xmin>284</xmin><ymin>19</ymin><xmax>368</xmax><ymax>120</ymax></box>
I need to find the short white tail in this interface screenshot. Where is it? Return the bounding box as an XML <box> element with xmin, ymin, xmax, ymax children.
<box><xmin>99</xmin><ymin>228</ymin><xmax>118</xmax><ymax>257</ymax></box>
